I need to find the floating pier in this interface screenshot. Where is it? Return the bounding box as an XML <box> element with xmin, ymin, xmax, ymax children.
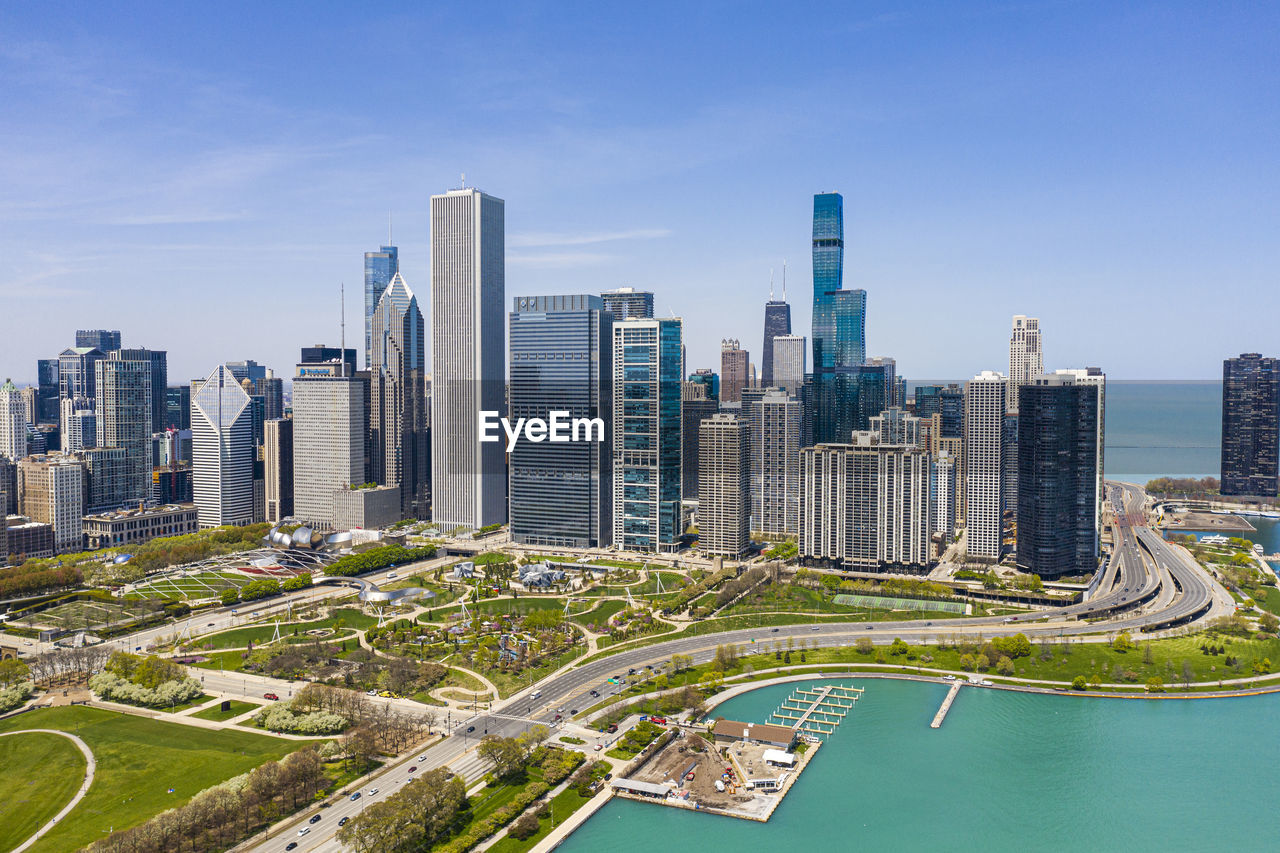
<box><xmin>931</xmin><ymin>681</ymin><xmax>962</xmax><ymax>728</ymax></box>
<box><xmin>768</xmin><ymin>684</ymin><xmax>864</xmax><ymax>739</ymax></box>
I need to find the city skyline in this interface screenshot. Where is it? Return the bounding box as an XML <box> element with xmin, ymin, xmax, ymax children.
<box><xmin>4</xmin><ymin>3</ymin><xmax>1278</xmax><ymax>381</ymax></box>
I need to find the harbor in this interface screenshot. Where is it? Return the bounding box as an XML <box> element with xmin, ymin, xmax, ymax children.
<box><xmin>609</xmin><ymin>684</ymin><xmax>863</xmax><ymax>822</ymax></box>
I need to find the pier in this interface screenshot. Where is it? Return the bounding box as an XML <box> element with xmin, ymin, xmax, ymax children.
<box><xmin>931</xmin><ymin>681</ymin><xmax>962</xmax><ymax>728</ymax></box>
<box><xmin>768</xmin><ymin>684</ymin><xmax>864</xmax><ymax>738</ymax></box>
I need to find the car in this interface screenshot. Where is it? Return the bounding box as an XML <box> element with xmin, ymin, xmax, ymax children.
<box><xmin>627</xmin><ymin>668</ymin><xmax>636</xmax><ymax>675</ymax></box>
<box><xmin>589</xmin><ymin>690</ymin><xmax>599</xmax><ymax>697</ymax></box>
<box><xmin>309</xmin><ymin>814</ymin><xmax>321</xmax><ymax>824</ymax></box>
<box><xmin>408</xmin><ymin>766</ymin><xmax>417</xmax><ymax>773</ymax></box>
<box><xmin>981</xmin><ymin>680</ymin><xmax>994</xmax><ymax>686</ymax></box>
<box><xmin>264</xmin><ymin>692</ymin><xmax>279</xmax><ymax>700</ymax></box>
<box><xmin>230</xmin><ymin>609</ymin><xmax>238</xmax><ymax>614</ymax></box>
<box><xmin>810</xmin><ymin>626</ymin><xmax>819</xmax><ymax>631</ymax></box>
<box><xmin>594</xmin><ymin>744</ymin><xmax>603</xmax><ymax>751</ymax></box>
<box><xmin>285</xmin><ymin>844</ymin><xmax>297</xmax><ymax>851</ymax></box>
<box><xmin>925</xmin><ymin>621</ymin><xmax>932</xmax><ymax>626</ymax></box>
<box><xmin>349</xmin><ymin>792</ymin><xmax>361</xmax><ymax>801</ymax></box>
<box><xmin>466</xmin><ymin>725</ymin><xmax>476</xmax><ymax>733</ymax></box>
<box><xmin>297</xmin><ymin>827</ymin><xmax>310</xmax><ymax>837</ymax></box>
<box><xmin>554</xmin><ymin>714</ymin><xmax>562</xmax><ymax>721</ymax></box>
<box><xmin>606</xmin><ymin>724</ymin><xmax>618</xmax><ymax>733</ymax></box>
<box><xmin>207</xmin><ymin>622</ymin><xmax>215</xmax><ymax>627</ymax></box>
<box><xmin>864</xmin><ymin>625</ymin><xmax>873</xmax><ymax>630</ymax></box>
<box><xmin>943</xmin><ymin>674</ymin><xmax>956</xmax><ymax>681</ymax></box>
<box><xmin>366</xmin><ymin>690</ymin><xmax>378</xmax><ymax>696</ymax></box>
<box><xmin>417</xmin><ymin>754</ymin><xmax>428</xmax><ymax>762</ymax></box>
<box><xmin>368</xmin><ymin>788</ymin><xmax>379</xmax><ymax>796</ymax></box>
<box><xmin>338</xmin><ymin>816</ymin><xmax>349</xmax><ymax>827</ymax></box>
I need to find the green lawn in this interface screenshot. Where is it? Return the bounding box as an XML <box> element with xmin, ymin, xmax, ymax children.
<box><xmin>167</xmin><ymin>693</ymin><xmax>215</xmax><ymax>712</ymax></box>
<box><xmin>0</xmin><ymin>731</ymin><xmax>87</xmax><ymax>852</ymax></box>
<box><xmin>189</xmin><ymin>607</ymin><xmax>380</xmax><ymax>650</ymax></box>
<box><xmin>0</xmin><ymin>706</ymin><xmax>303</xmax><ymax>853</ymax></box>
<box><xmin>488</xmin><ymin>784</ymin><xmax>599</xmax><ymax>853</ymax></box>
<box><xmin>191</xmin><ymin>699</ymin><xmax>260</xmax><ymax>721</ymax></box>
<box><xmin>571</xmin><ymin>600</ymin><xmax>626</xmax><ymax>630</ymax></box>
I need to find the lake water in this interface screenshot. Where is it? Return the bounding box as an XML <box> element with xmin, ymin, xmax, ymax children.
<box><xmin>1103</xmin><ymin>381</ymin><xmax>1221</xmax><ymax>484</ymax></box>
<box><xmin>561</xmin><ymin>678</ymin><xmax>1280</xmax><ymax>852</ymax></box>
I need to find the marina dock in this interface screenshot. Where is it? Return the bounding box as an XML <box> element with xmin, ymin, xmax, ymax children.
<box><xmin>931</xmin><ymin>681</ymin><xmax>962</xmax><ymax>728</ymax></box>
<box><xmin>768</xmin><ymin>684</ymin><xmax>864</xmax><ymax>738</ymax></box>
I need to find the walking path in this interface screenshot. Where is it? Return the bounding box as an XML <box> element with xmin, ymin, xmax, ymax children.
<box><xmin>1</xmin><ymin>729</ymin><xmax>96</xmax><ymax>853</ymax></box>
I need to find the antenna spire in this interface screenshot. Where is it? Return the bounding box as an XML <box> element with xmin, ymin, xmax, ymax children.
<box><xmin>388</xmin><ymin>211</ymin><xmax>393</xmax><ymax>246</ymax></box>
<box><xmin>769</xmin><ymin>268</ymin><xmax>775</xmax><ymax>301</ymax></box>
<box><xmin>782</xmin><ymin>259</ymin><xmax>787</xmax><ymax>301</ymax></box>
<box><xmin>340</xmin><ymin>282</ymin><xmax>345</xmax><ymax>357</ymax></box>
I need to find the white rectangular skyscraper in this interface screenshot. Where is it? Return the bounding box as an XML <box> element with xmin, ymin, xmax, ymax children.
<box><xmin>191</xmin><ymin>365</ymin><xmax>255</xmax><ymax>528</ymax></box>
<box><xmin>292</xmin><ymin>361</ymin><xmax>366</xmax><ymax>529</ymax></box>
<box><xmin>965</xmin><ymin>370</ymin><xmax>1007</xmax><ymax>560</ymax></box>
<box><xmin>431</xmin><ymin>187</ymin><xmax>507</xmax><ymax>529</ymax></box>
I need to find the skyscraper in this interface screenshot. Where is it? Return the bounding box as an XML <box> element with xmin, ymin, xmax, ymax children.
<box><xmin>964</xmin><ymin>371</ymin><xmax>1007</xmax><ymax>561</ymax></box>
<box><xmin>1053</xmin><ymin>367</ymin><xmax>1107</xmax><ymax>538</ymax></box>
<box><xmin>745</xmin><ymin>388</ymin><xmax>800</xmax><ymax>535</ymax></box>
<box><xmin>164</xmin><ymin>386</ymin><xmax>191</xmax><ymax>430</ymax></box>
<box><xmin>76</xmin><ymin>329</ymin><xmax>121</xmax><ymax>352</ymax></box>
<box><xmin>1221</xmin><ymin>353</ymin><xmax>1279</xmax><ymax>497</ymax></box>
<box><xmin>191</xmin><ymin>365</ymin><xmax>256</xmax><ymax>527</ymax></box>
<box><xmin>613</xmin><ymin>317</ymin><xmax>683</xmax><ymax>552</ymax></box>
<box><xmin>301</xmin><ymin>344</ymin><xmax>357</xmax><ymax>373</ymax></box>
<box><xmin>115</xmin><ymin>348</ymin><xmax>167</xmax><ymax>436</ymax></box>
<box><xmin>1007</xmin><ymin>315</ymin><xmax>1042</xmax><ymax>413</ymax></box>
<box><xmin>371</xmin><ymin>272</ymin><xmax>429</xmax><ymax>520</ymax></box>
<box><xmin>698</xmin><ymin>413</ymin><xmax>750</xmax><ymax>557</ymax></box>
<box><xmin>0</xmin><ymin>379</ymin><xmax>27</xmax><ymax>461</ymax></box>
<box><xmin>96</xmin><ymin>352</ymin><xmax>154</xmax><ymax>504</ymax></box>
<box><xmin>364</xmin><ymin>244</ymin><xmax>399</xmax><ymax>369</ymax></box>
<box><xmin>58</xmin><ymin>347</ymin><xmax>103</xmax><ymax>401</ymax></box>
<box><xmin>264</xmin><ymin>418</ymin><xmax>293</xmax><ymax>523</ymax></box>
<box><xmin>508</xmin><ymin>295</ymin><xmax>612</xmax><ymax>548</ymax></box>
<box><xmin>932</xmin><ymin>449</ymin><xmax>957</xmax><ymax>537</ymax></box>
<box><xmin>720</xmin><ymin>340</ymin><xmax>749</xmax><ymax>404</ymax></box>
<box><xmin>1017</xmin><ymin>374</ymin><xmax>1100</xmax><ymax>577</ymax></box>
<box><xmin>292</xmin><ymin>360</ymin><xmax>367</xmax><ymax>528</ymax></box>
<box><xmin>761</xmin><ymin>274</ymin><xmax>792</xmax><ymax>387</ymax></box>
<box><xmin>60</xmin><ymin>397</ymin><xmax>96</xmax><ymax>453</ymax></box>
<box><xmin>431</xmin><ymin>187</ymin><xmax>507</xmax><ymax>529</ymax></box>
<box><xmin>681</xmin><ymin>382</ymin><xmax>719</xmax><ymax>500</ymax></box>
<box><xmin>771</xmin><ymin>335</ymin><xmax>806</xmax><ymax>394</ymax></box>
<box><xmin>36</xmin><ymin>359</ymin><xmax>59</xmax><ymax>424</ymax></box>
<box><xmin>600</xmin><ymin>287</ymin><xmax>654</xmax><ymax>320</ymax></box>
<box><xmin>17</xmin><ymin>453</ymin><xmax>85</xmax><ymax>552</ymax></box>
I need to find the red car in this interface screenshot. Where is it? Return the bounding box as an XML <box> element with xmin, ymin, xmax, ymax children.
<box><xmin>408</xmin><ymin>766</ymin><xmax>417</xmax><ymax>773</ymax></box>
<box><xmin>264</xmin><ymin>692</ymin><xmax>279</xmax><ymax>700</ymax></box>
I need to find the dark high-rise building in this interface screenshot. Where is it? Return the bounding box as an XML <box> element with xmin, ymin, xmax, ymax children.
<box><xmin>761</xmin><ymin>290</ymin><xmax>792</xmax><ymax>388</ymax></box>
<box><xmin>264</xmin><ymin>418</ymin><xmax>293</xmax><ymax>523</ymax></box>
<box><xmin>1016</xmin><ymin>374</ymin><xmax>1100</xmax><ymax>577</ymax></box>
<box><xmin>600</xmin><ymin>287</ymin><xmax>654</xmax><ymax>320</ymax></box>
<box><xmin>164</xmin><ymin>386</ymin><xmax>191</xmax><ymax>430</ymax></box>
<box><xmin>225</xmin><ymin>360</ymin><xmax>267</xmax><ymax>384</ymax></box>
<box><xmin>364</xmin><ymin>245</ymin><xmax>399</xmax><ymax>369</ymax></box>
<box><xmin>681</xmin><ymin>382</ymin><xmax>719</xmax><ymax>500</ymax></box>
<box><xmin>76</xmin><ymin>330</ymin><xmax>121</xmax><ymax>352</ymax></box>
<box><xmin>807</xmin><ymin>192</ymin><xmax>867</xmax><ymax>446</ymax></box>
<box><xmin>36</xmin><ymin>359</ymin><xmax>59</xmax><ymax>424</ymax></box>
<box><xmin>371</xmin><ymin>272</ymin><xmax>429</xmax><ymax>520</ymax></box>
<box><xmin>58</xmin><ymin>347</ymin><xmax>103</xmax><ymax>400</ymax></box>
<box><xmin>688</xmin><ymin>369</ymin><xmax>719</xmax><ymax>401</ymax></box>
<box><xmin>95</xmin><ymin>352</ymin><xmax>153</xmax><ymax>505</ymax></box>
<box><xmin>720</xmin><ymin>340</ymin><xmax>749</xmax><ymax>404</ymax></box>
<box><xmin>116</xmin><ymin>348</ymin><xmax>167</xmax><ymax>437</ymax></box>
<box><xmin>508</xmin><ymin>295</ymin><xmax>612</xmax><ymax>548</ymax></box>
<box><xmin>301</xmin><ymin>344</ymin><xmax>357</xmax><ymax>374</ymax></box>
<box><xmin>1221</xmin><ymin>353</ymin><xmax>1279</xmax><ymax>497</ymax></box>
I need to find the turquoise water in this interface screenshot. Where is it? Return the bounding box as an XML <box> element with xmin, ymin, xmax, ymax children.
<box><xmin>562</xmin><ymin>678</ymin><xmax>1280</xmax><ymax>852</ymax></box>
<box><xmin>1103</xmin><ymin>381</ymin><xmax>1221</xmax><ymax>483</ymax></box>
<box><xmin>1179</xmin><ymin>516</ymin><xmax>1280</xmax><ymax>571</ymax></box>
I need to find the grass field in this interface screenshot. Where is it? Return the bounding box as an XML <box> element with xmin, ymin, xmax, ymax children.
<box><xmin>20</xmin><ymin>599</ymin><xmax>162</xmax><ymax>633</ymax></box>
<box><xmin>0</xmin><ymin>706</ymin><xmax>302</xmax><ymax>853</ymax></box>
<box><xmin>488</xmin><ymin>783</ymin><xmax>597</xmax><ymax>853</ymax></box>
<box><xmin>191</xmin><ymin>699</ymin><xmax>259</xmax><ymax>721</ymax></box>
<box><xmin>571</xmin><ymin>600</ymin><xmax>626</xmax><ymax>630</ymax></box>
<box><xmin>125</xmin><ymin>570</ymin><xmax>250</xmax><ymax>601</ymax></box>
<box><xmin>0</xmin><ymin>731</ymin><xmax>87</xmax><ymax>852</ymax></box>
<box><xmin>192</xmin><ymin>607</ymin><xmax>380</xmax><ymax>650</ymax></box>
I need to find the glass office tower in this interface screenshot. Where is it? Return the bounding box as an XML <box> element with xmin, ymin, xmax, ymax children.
<box><xmin>1221</xmin><ymin>353</ymin><xmax>1279</xmax><ymax>497</ymax></box>
<box><xmin>364</xmin><ymin>244</ymin><xmax>399</xmax><ymax>369</ymax></box>
<box><xmin>613</xmin><ymin>317</ymin><xmax>683</xmax><ymax>552</ymax></box>
<box><xmin>509</xmin><ymin>295</ymin><xmax>612</xmax><ymax>548</ymax></box>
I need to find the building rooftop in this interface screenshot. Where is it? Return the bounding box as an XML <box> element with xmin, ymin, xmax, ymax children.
<box><xmin>712</xmin><ymin>719</ymin><xmax>796</xmax><ymax>744</ymax></box>
<box><xmin>82</xmin><ymin>504</ymin><xmax>195</xmax><ymax>522</ymax></box>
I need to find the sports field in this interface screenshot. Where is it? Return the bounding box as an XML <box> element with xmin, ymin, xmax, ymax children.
<box><xmin>0</xmin><ymin>705</ymin><xmax>302</xmax><ymax>853</ymax></box>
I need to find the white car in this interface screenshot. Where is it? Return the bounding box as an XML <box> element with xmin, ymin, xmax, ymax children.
<box><xmin>417</xmin><ymin>754</ymin><xmax>427</xmax><ymax>762</ymax></box>
<box><xmin>368</xmin><ymin>788</ymin><xmax>379</xmax><ymax>796</ymax></box>
<box><xmin>366</xmin><ymin>690</ymin><xmax>378</xmax><ymax>696</ymax></box>
<box><xmin>980</xmin><ymin>680</ymin><xmax>994</xmax><ymax>686</ymax></box>
<box><xmin>298</xmin><ymin>827</ymin><xmax>311</xmax><ymax>836</ymax></box>
<box><xmin>943</xmin><ymin>674</ymin><xmax>956</xmax><ymax>681</ymax></box>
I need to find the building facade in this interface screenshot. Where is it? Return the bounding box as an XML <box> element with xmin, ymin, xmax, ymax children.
<box><xmin>600</xmin><ymin>287</ymin><xmax>654</xmax><ymax>320</ymax></box>
<box><xmin>17</xmin><ymin>453</ymin><xmax>85</xmax><ymax>552</ymax></box>
<box><xmin>370</xmin><ymin>272</ymin><xmax>429</xmax><ymax>520</ymax></box>
<box><xmin>0</xmin><ymin>379</ymin><xmax>26</xmax><ymax>461</ymax></box>
<box><xmin>1007</xmin><ymin>315</ymin><xmax>1043</xmax><ymax>413</ymax></box>
<box><xmin>698</xmin><ymin>413</ymin><xmax>750</xmax><ymax>557</ymax></box>
<box><xmin>332</xmin><ymin>484</ymin><xmax>401</xmax><ymax>530</ymax></box>
<box><xmin>964</xmin><ymin>371</ymin><xmax>1007</xmax><ymax>561</ymax></box>
<box><xmin>292</xmin><ymin>361</ymin><xmax>366</xmax><ymax>529</ymax></box>
<box><xmin>720</xmin><ymin>340</ymin><xmax>749</xmax><ymax>404</ymax></box>
<box><xmin>1016</xmin><ymin>374</ymin><xmax>1101</xmax><ymax>577</ymax></box>
<box><xmin>1221</xmin><ymin>353</ymin><xmax>1279</xmax><ymax>497</ymax></box>
<box><xmin>613</xmin><ymin>317</ymin><xmax>683</xmax><ymax>552</ymax></box>
<box><xmin>430</xmin><ymin>187</ymin><xmax>507</xmax><ymax>529</ymax></box>
<box><xmin>76</xmin><ymin>329</ymin><xmax>121</xmax><ymax>351</ymax></box>
<box><xmin>771</xmin><ymin>335</ymin><xmax>806</xmax><ymax>394</ymax></box>
<box><xmin>95</xmin><ymin>352</ymin><xmax>153</xmax><ymax>505</ymax></box>
<box><xmin>191</xmin><ymin>365</ymin><xmax>256</xmax><ymax>527</ymax></box>
<box><xmin>263</xmin><ymin>418</ymin><xmax>293</xmax><ymax>523</ymax></box>
<box><xmin>745</xmin><ymin>388</ymin><xmax>800</xmax><ymax>535</ymax></box>
<box><xmin>508</xmin><ymin>295</ymin><xmax>613</xmax><ymax>548</ymax></box>
<box><xmin>761</xmin><ymin>297</ymin><xmax>792</xmax><ymax>387</ymax></box>
<box><xmin>58</xmin><ymin>347</ymin><xmax>103</xmax><ymax>401</ymax></box>
<box><xmin>82</xmin><ymin>503</ymin><xmax>198</xmax><ymax>550</ymax></box>
<box><xmin>364</xmin><ymin>244</ymin><xmax>399</xmax><ymax>369</ymax></box>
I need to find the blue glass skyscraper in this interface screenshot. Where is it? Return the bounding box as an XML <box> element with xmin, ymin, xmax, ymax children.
<box><xmin>364</xmin><ymin>244</ymin><xmax>399</xmax><ymax>369</ymax></box>
<box><xmin>807</xmin><ymin>192</ymin><xmax>867</xmax><ymax>444</ymax></box>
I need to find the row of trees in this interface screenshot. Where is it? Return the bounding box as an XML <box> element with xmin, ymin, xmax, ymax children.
<box><xmin>337</xmin><ymin>768</ymin><xmax>467</xmax><ymax>853</ymax></box>
<box><xmin>0</xmin><ymin>562</ymin><xmax>82</xmax><ymax>598</ymax></box>
<box><xmin>86</xmin><ymin>747</ymin><xmax>328</xmax><ymax>853</ymax></box>
<box><xmin>326</xmin><ymin>545</ymin><xmax>435</xmax><ymax>578</ymax></box>
<box><xmin>23</xmin><ymin>644</ymin><xmax>111</xmax><ymax>685</ymax></box>
<box><xmin>91</xmin><ymin>652</ymin><xmax>201</xmax><ymax>707</ymax></box>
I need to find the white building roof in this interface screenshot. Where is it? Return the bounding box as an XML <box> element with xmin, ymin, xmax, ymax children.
<box><xmin>762</xmin><ymin>748</ymin><xmax>796</xmax><ymax>766</ymax></box>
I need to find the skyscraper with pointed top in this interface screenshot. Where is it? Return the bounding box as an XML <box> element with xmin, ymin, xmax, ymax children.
<box><xmin>760</xmin><ymin>265</ymin><xmax>791</xmax><ymax>388</ymax></box>
<box><xmin>370</xmin><ymin>270</ymin><xmax>429</xmax><ymax>519</ymax></box>
<box><xmin>191</xmin><ymin>364</ymin><xmax>255</xmax><ymax>527</ymax></box>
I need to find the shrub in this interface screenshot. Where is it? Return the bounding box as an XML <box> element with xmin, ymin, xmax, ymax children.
<box><xmin>1071</xmin><ymin>675</ymin><xmax>1087</xmax><ymax>691</ymax></box>
<box><xmin>255</xmin><ymin>703</ymin><xmax>348</xmax><ymax>734</ymax></box>
<box><xmin>0</xmin><ymin>682</ymin><xmax>33</xmax><ymax>713</ymax></box>
<box><xmin>508</xmin><ymin>811</ymin><xmax>541</xmax><ymax>840</ymax></box>
<box><xmin>90</xmin><ymin>671</ymin><xmax>202</xmax><ymax>708</ymax></box>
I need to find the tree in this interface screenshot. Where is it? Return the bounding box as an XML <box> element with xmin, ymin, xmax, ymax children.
<box><xmin>220</xmin><ymin>588</ymin><xmax>240</xmax><ymax>606</ymax></box>
<box><xmin>0</xmin><ymin>658</ymin><xmax>31</xmax><ymax>688</ymax></box>
<box><xmin>889</xmin><ymin>638</ymin><xmax>909</xmax><ymax>656</ymax></box>
<box><xmin>1113</xmin><ymin>631</ymin><xmax>1134</xmax><ymax>653</ymax></box>
<box><xmin>996</xmin><ymin>656</ymin><xmax>1014</xmax><ymax>676</ymax></box>
<box><xmin>478</xmin><ymin>735</ymin><xmax>528</xmax><ymax>779</ymax></box>
<box><xmin>1071</xmin><ymin>675</ymin><xmax>1088</xmax><ymax>691</ymax></box>
<box><xmin>1181</xmin><ymin>660</ymin><xmax>1194</xmax><ymax>687</ymax></box>
<box><xmin>1260</xmin><ymin>613</ymin><xmax>1279</xmax><ymax>634</ymax></box>
<box><xmin>1142</xmin><ymin>643</ymin><xmax>1154</xmax><ymax>665</ymax></box>
<box><xmin>1146</xmin><ymin>676</ymin><xmax>1165</xmax><ymax>693</ymax></box>
<box><xmin>855</xmin><ymin>637</ymin><xmax>874</xmax><ymax>655</ymax></box>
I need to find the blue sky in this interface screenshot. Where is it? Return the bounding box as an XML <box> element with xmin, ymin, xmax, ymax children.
<box><xmin>2</xmin><ymin>1</ymin><xmax>1277</xmax><ymax>384</ymax></box>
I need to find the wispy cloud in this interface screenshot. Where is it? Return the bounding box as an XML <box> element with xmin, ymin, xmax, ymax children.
<box><xmin>101</xmin><ymin>211</ymin><xmax>251</xmax><ymax>226</ymax></box>
<box><xmin>509</xmin><ymin>228</ymin><xmax>670</xmax><ymax>248</ymax></box>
